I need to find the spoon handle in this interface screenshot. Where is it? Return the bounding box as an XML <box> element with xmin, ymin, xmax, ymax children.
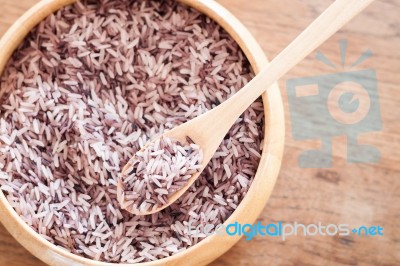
<box><xmin>188</xmin><ymin>0</ymin><xmax>375</xmax><ymax>154</ymax></box>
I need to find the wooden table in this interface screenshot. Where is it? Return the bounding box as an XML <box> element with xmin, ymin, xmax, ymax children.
<box><xmin>0</xmin><ymin>0</ymin><xmax>399</xmax><ymax>265</ymax></box>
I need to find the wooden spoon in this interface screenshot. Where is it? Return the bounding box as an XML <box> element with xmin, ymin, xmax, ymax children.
<box><xmin>118</xmin><ymin>0</ymin><xmax>375</xmax><ymax>215</ymax></box>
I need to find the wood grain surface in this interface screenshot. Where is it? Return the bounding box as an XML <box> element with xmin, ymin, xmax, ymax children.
<box><xmin>0</xmin><ymin>0</ymin><xmax>399</xmax><ymax>265</ymax></box>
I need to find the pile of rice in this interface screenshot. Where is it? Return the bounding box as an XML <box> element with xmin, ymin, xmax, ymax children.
<box><xmin>117</xmin><ymin>136</ymin><xmax>203</xmax><ymax>215</ymax></box>
<box><xmin>0</xmin><ymin>0</ymin><xmax>264</xmax><ymax>262</ymax></box>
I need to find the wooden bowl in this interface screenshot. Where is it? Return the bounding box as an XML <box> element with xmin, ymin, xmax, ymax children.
<box><xmin>0</xmin><ymin>0</ymin><xmax>285</xmax><ymax>265</ymax></box>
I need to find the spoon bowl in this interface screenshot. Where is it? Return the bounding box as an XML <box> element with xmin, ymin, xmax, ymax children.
<box><xmin>117</xmin><ymin>126</ymin><xmax>205</xmax><ymax>215</ymax></box>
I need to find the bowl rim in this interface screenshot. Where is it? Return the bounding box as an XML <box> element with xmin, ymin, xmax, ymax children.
<box><xmin>0</xmin><ymin>0</ymin><xmax>285</xmax><ymax>265</ymax></box>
